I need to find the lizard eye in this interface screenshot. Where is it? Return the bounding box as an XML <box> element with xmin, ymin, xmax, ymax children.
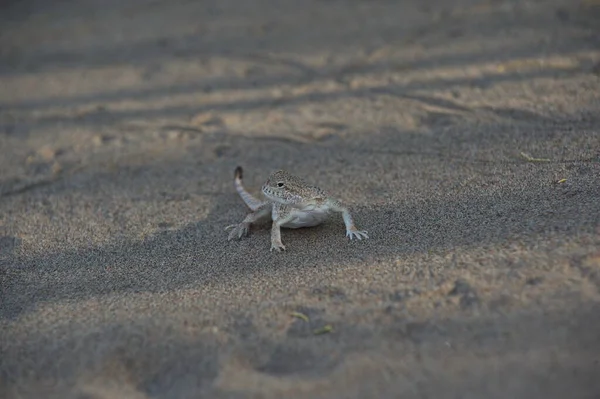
<box><xmin>277</xmin><ymin>182</ymin><xmax>285</xmax><ymax>188</ymax></box>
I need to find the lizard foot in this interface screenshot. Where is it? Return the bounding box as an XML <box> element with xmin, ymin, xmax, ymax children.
<box><xmin>226</xmin><ymin>223</ymin><xmax>250</xmax><ymax>240</ymax></box>
<box><xmin>270</xmin><ymin>241</ymin><xmax>286</xmax><ymax>252</ymax></box>
<box><xmin>346</xmin><ymin>228</ymin><xmax>369</xmax><ymax>240</ymax></box>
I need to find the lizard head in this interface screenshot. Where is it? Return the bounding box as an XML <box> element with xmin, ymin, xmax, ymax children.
<box><xmin>261</xmin><ymin>170</ymin><xmax>322</xmax><ymax>205</ymax></box>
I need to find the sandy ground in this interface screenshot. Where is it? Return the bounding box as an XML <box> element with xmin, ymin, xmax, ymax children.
<box><xmin>1</xmin><ymin>0</ymin><xmax>600</xmax><ymax>397</ymax></box>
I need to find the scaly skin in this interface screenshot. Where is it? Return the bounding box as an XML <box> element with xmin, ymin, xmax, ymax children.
<box><xmin>226</xmin><ymin>166</ymin><xmax>368</xmax><ymax>251</ymax></box>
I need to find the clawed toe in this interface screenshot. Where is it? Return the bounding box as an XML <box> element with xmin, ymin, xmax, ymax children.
<box><xmin>346</xmin><ymin>229</ymin><xmax>369</xmax><ymax>240</ymax></box>
<box><xmin>227</xmin><ymin>223</ymin><xmax>250</xmax><ymax>241</ymax></box>
<box><xmin>227</xmin><ymin>230</ymin><xmax>238</xmax><ymax>241</ymax></box>
<box><xmin>270</xmin><ymin>242</ymin><xmax>286</xmax><ymax>252</ymax></box>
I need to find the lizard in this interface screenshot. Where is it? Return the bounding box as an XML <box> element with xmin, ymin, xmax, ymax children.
<box><xmin>225</xmin><ymin>166</ymin><xmax>368</xmax><ymax>252</ymax></box>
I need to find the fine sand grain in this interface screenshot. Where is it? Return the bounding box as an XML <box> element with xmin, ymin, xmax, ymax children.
<box><xmin>1</xmin><ymin>0</ymin><xmax>600</xmax><ymax>398</ymax></box>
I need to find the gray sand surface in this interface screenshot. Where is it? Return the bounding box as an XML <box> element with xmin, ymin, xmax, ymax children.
<box><xmin>1</xmin><ymin>0</ymin><xmax>600</xmax><ymax>397</ymax></box>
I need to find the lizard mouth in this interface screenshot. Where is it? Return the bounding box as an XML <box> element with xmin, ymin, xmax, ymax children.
<box><xmin>261</xmin><ymin>186</ymin><xmax>285</xmax><ymax>203</ymax></box>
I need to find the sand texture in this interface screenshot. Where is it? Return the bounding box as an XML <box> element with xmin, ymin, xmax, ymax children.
<box><xmin>1</xmin><ymin>0</ymin><xmax>600</xmax><ymax>398</ymax></box>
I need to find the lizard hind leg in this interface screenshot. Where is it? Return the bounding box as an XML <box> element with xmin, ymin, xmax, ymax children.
<box><xmin>227</xmin><ymin>202</ymin><xmax>272</xmax><ymax>241</ymax></box>
<box><xmin>326</xmin><ymin>198</ymin><xmax>369</xmax><ymax>240</ymax></box>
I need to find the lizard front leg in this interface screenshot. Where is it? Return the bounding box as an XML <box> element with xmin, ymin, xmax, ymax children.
<box><xmin>326</xmin><ymin>198</ymin><xmax>369</xmax><ymax>240</ymax></box>
<box><xmin>226</xmin><ymin>202</ymin><xmax>272</xmax><ymax>241</ymax></box>
<box><xmin>270</xmin><ymin>203</ymin><xmax>293</xmax><ymax>252</ymax></box>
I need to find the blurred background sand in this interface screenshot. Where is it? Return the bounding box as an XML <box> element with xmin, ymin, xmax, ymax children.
<box><xmin>1</xmin><ymin>0</ymin><xmax>600</xmax><ymax>398</ymax></box>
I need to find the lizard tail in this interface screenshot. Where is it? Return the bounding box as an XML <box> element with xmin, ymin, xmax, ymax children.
<box><xmin>234</xmin><ymin>166</ymin><xmax>263</xmax><ymax>211</ymax></box>
<box><xmin>234</xmin><ymin>166</ymin><xmax>243</xmax><ymax>180</ymax></box>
